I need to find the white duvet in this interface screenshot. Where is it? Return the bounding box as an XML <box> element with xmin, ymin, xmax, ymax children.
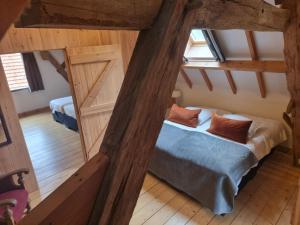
<box><xmin>49</xmin><ymin>96</ymin><xmax>73</xmax><ymax>114</ymax></box>
<box><xmin>165</xmin><ymin>107</ymin><xmax>288</xmax><ymax>160</ymax></box>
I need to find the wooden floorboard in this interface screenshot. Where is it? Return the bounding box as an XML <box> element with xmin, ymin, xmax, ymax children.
<box><xmin>130</xmin><ymin>151</ymin><xmax>300</xmax><ymax>225</ymax></box>
<box><xmin>20</xmin><ymin>112</ymin><xmax>85</xmax><ymax>208</ymax></box>
<box><xmin>21</xmin><ymin>113</ymin><xmax>300</xmax><ymax>224</ymax></box>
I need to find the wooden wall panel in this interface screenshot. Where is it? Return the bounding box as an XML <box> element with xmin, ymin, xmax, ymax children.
<box><xmin>0</xmin><ymin>27</ymin><xmax>124</xmax><ymax>54</ymax></box>
<box><xmin>0</xmin><ymin>63</ymin><xmax>38</xmax><ymax>192</ymax></box>
<box><xmin>0</xmin><ymin>26</ymin><xmax>137</xmax><ymax>192</ymax></box>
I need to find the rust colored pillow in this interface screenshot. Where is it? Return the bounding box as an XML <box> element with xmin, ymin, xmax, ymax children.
<box><xmin>207</xmin><ymin>113</ymin><xmax>253</xmax><ymax>144</ymax></box>
<box><xmin>168</xmin><ymin>104</ymin><xmax>201</xmax><ymax>128</ymax></box>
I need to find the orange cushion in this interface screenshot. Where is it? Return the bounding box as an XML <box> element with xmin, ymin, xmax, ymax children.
<box><xmin>168</xmin><ymin>104</ymin><xmax>201</xmax><ymax>128</ymax></box>
<box><xmin>207</xmin><ymin>113</ymin><xmax>252</xmax><ymax>144</ymax></box>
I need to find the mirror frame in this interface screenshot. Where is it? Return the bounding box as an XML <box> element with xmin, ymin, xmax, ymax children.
<box><xmin>0</xmin><ymin>106</ymin><xmax>11</xmax><ymax>147</ymax></box>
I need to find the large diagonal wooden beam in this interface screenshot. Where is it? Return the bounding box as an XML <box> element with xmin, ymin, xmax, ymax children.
<box><xmin>245</xmin><ymin>31</ymin><xmax>267</xmax><ymax>98</ymax></box>
<box><xmin>282</xmin><ymin>0</ymin><xmax>300</xmax><ymax>166</ymax></box>
<box><xmin>0</xmin><ymin>0</ymin><xmax>29</xmax><ymax>40</ymax></box>
<box><xmin>87</xmin><ymin>1</ymin><xmax>198</xmax><ymax>224</ymax></box>
<box><xmin>16</xmin><ymin>0</ymin><xmax>289</xmax><ymax>32</ymax></box>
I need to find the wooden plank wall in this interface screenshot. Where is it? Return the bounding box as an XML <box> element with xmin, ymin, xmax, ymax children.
<box><xmin>0</xmin><ymin>27</ymin><xmax>138</xmax><ymax>70</ymax></box>
<box><xmin>0</xmin><ymin>63</ymin><xmax>38</xmax><ymax>192</ymax></box>
<box><xmin>0</xmin><ymin>26</ymin><xmax>138</xmax><ymax>192</ymax></box>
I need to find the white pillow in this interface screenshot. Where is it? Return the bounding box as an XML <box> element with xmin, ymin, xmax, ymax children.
<box><xmin>186</xmin><ymin>107</ymin><xmax>212</xmax><ymax>125</ymax></box>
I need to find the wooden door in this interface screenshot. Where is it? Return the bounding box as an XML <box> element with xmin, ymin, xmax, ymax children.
<box><xmin>65</xmin><ymin>45</ymin><xmax>124</xmax><ymax>160</ymax></box>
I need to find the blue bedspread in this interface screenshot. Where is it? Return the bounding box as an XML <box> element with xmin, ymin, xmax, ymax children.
<box><xmin>149</xmin><ymin>123</ymin><xmax>258</xmax><ymax>214</ymax></box>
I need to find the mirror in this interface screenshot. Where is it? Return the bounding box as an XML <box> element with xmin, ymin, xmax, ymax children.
<box><xmin>0</xmin><ymin>106</ymin><xmax>11</xmax><ymax>147</ymax></box>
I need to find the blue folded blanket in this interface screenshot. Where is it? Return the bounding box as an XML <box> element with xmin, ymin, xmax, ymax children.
<box><xmin>149</xmin><ymin>123</ymin><xmax>258</xmax><ymax>214</ymax></box>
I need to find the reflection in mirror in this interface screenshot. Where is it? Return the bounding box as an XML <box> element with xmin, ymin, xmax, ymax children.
<box><xmin>0</xmin><ymin>106</ymin><xmax>11</xmax><ymax>147</ymax></box>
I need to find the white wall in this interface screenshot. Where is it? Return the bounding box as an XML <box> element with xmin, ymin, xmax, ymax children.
<box><xmin>12</xmin><ymin>50</ymin><xmax>71</xmax><ymax>113</ymax></box>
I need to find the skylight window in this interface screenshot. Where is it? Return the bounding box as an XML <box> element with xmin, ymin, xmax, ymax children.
<box><xmin>0</xmin><ymin>53</ymin><xmax>29</xmax><ymax>91</ymax></box>
<box><xmin>185</xmin><ymin>29</ymin><xmax>224</xmax><ymax>62</ymax></box>
<box><xmin>190</xmin><ymin>30</ymin><xmax>206</xmax><ymax>44</ymax></box>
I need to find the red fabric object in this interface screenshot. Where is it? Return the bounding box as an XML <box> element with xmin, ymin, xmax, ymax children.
<box><xmin>207</xmin><ymin>113</ymin><xmax>253</xmax><ymax>144</ymax></box>
<box><xmin>168</xmin><ymin>104</ymin><xmax>201</xmax><ymax>128</ymax></box>
<box><xmin>0</xmin><ymin>189</ymin><xmax>28</xmax><ymax>222</ymax></box>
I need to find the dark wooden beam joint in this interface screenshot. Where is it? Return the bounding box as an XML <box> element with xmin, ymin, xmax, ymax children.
<box><xmin>40</xmin><ymin>51</ymin><xmax>68</xmax><ymax>82</ymax></box>
<box><xmin>88</xmin><ymin>1</ymin><xmax>198</xmax><ymax>225</ymax></box>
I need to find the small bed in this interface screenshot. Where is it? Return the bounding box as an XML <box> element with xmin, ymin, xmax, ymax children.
<box><xmin>49</xmin><ymin>96</ymin><xmax>78</xmax><ymax>131</ymax></box>
<box><xmin>149</xmin><ymin>106</ymin><xmax>287</xmax><ymax>215</ymax></box>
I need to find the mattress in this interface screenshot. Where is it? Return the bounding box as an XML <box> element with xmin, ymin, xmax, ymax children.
<box><xmin>49</xmin><ymin>96</ymin><xmax>73</xmax><ymax>114</ymax></box>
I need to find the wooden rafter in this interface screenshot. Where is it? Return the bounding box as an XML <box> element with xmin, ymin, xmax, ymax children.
<box><xmin>183</xmin><ymin>60</ymin><xmax>286</xmax><ymax>73</ymax></box>
<box><xmin>16</xmin><ymin>0</ymin><xmax>289</xmax><ymax>32</ymax></box>
<box><xmin>199</xmin><ymin>69</ymin><xmax>213</xmax><ymax>91</ymax></box>
<box><xmin>245</xmin><ymin>31</ymin><xmax>267</xmax><ymax>98</ymax></box>
<box><xmin>224</xmin><ymin>70</ymin><xmax>237</xmax><ymax>94</ymax></box>
<box><xmin>180</xmin><ymin>68</ymin><xmax>193</xmax><ymax>89</ymax></box>
<box><xmin>40</xmin><ymin>51</ymin><xmax>68</xmax><ymax>82</ymax></box>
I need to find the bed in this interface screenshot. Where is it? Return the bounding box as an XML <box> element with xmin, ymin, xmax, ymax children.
<box><xmin>49</xmin><ymin>96</ymin><xmax>78</xmax><ymax>131</ymax></box>
<box><xmin>149</xmin><ymin>106</ymin><xmax>287</xmax><ymax>215</ymax></box>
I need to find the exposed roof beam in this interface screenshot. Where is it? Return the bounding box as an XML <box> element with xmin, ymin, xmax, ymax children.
<box><xmin>0</xmin><ymin>0</ymin><xmax>29</xmax><ymax>40</ymax></box>
<box><xmin>16</xmin><ymin>0</ymin><xmax>289</xmax><ymax>32</ymax></box>
<box><xmin>245</xmin><ymin>31</ymin><xmax>267</xmax><ymax>98</ymax></box>
<box><xmin>224</xmin><ymin>70</ymin><xmax>237</xmax><ymax>94</ymax></box>
<box><xmin>180</xmin><ymin>68</ymin><xmax>193</xmax><ymax>89</ymax></box>
<box><xmin>194</xmin><ymin>0</ymin><xmax>289</xmax><ymax>31</ymax></box>
<box><xmin>40</xmin><ymin>51</ymin><xmax>68</xmax><ymax>82</ymax></box>
<box><xmin>199</xmin><ymin>69</ymin><xmax>213</xmax><ymax>91</ymax></box>
<box><xmin>183</xmin><ymin>60</ymin><xmax>286</xmax><ymax>73</ymax></box>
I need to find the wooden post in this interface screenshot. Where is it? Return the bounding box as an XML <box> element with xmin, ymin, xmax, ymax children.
<box><xmin>88</xmin><ymin>0</ymin><xmax>198</xmax><ymax>224</ymax></box>
<box><xmin>283</xmin><ymin>0</ymin><xmax>300</xmax><ymax>165</ymax></box>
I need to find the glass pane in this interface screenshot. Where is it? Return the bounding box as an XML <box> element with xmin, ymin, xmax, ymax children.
<box><xmin>191</xmin><ymin>30</ymin><xmax>205</xmax><ymax>42</ymax></box>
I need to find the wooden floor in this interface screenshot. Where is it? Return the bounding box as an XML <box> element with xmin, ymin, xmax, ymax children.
<box><xmin>130</xmin><ymin>151</ymin><xmax>300</xmax><ymax>225</ymax></box>
<box><xmin>20</xmin><ymin>112</ymin><xmax>85</xmax><ymax>208</ymax></box>
<box><xmin>20</xmin><ymin>112</ymin><xmax>299</xmax><ymax>224</ymax></box>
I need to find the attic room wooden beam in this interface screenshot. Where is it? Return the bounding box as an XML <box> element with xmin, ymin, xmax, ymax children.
<box><xmin>0</xmin><ymin>0</ymin><xmax>29</xmax><ymax>40</ymax></box>
<box><xmin>40</xmin><ymin>51</ymin><xmax>68</xmax><ymax>82</ymax></box>
<box><xmin>282</xmin><ymin>0</ymin><xmax>300</xmax><ymax>165</ymax></box>
<box><xmin>16</xmin><ymin>0</ymin><xmax>289</xmax><ymax>32</ymax></box>
<box><xmin>184</xmin><ymin>60</ymin><xmax>286</xmax><ymax>73</ymax></box>
<box><xmin>87</xmin><ymin>1</ymin><xmax>198</xmax><ymax>224</ymax></box>
<box><xmin>199</xmin><ymin>69</ymin><xmax>213</xmax><ymax>91</ymax></box>
<box><xmin>224</xmin><ymin>70</ymin><xmax>237</xmax><ymax>94</ymax></box>
<box><xmin>245</xmin><ymin>31</ymin><xmax>267</xmax><ymax>98</ymax></box>
<box><xmin>180</xmin><ymin>68</ymin><xmax>193</xmax><ymax>89</ymax></box>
